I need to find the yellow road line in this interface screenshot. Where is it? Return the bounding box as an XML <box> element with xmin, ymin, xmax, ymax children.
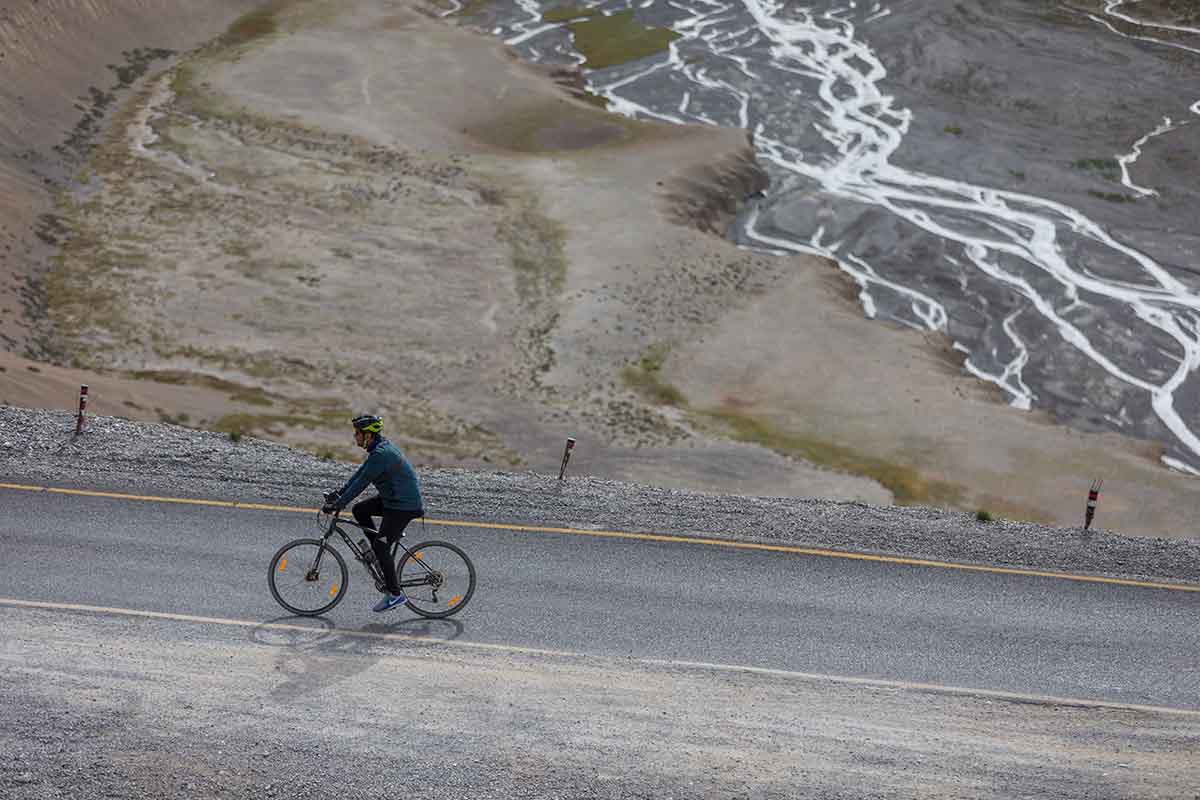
<box><xmin>0</xmin><ymin>482</ymin><xmax>300</xmax><ymax>512</ymax></box>
<box><xmin>2</xmin><ymin>596</ymin><xmax>1198</xmax><ymax>718</ymax></box>
<box><xmin>3</xmin><ymin>481</ymin><xmax>1198</xmax><ymax>593</ymax></box>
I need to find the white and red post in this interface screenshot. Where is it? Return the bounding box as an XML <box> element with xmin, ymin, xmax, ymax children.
<box><xmin>558</xmin><ymin>437</ymin><xmax>576</xmax><ymax>481</ymax></box>
<box><xmin>75</xmin><ymin>384</ymin><xmax>89</xmax><ymax>435</ymax></box>
<box><xmin>1084</xmin><ymin>478</ymin><xmax>1102</xmax><ymax>530</ymax></box>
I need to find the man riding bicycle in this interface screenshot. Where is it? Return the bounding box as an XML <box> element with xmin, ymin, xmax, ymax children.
<box><xmin>321</xmin><ymin>414</ymin><xmax>424</xmax><ymax>612</ymax></box>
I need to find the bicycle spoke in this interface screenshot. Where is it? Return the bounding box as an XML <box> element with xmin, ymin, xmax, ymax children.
<box><xmin>396</xmin><ymin>541</ymin><xmax>475</xmax><ymax>619</ymax></box>
<box><xmin>268</xmin><ymin>539</ymin><xmax>348</xmax><ymax>616</ymax></box>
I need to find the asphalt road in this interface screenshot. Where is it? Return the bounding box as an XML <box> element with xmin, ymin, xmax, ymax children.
<box><xmin>2</xmin><ymin>485</ymin><xmax>1196</xmax><ymax>711</ymax></box>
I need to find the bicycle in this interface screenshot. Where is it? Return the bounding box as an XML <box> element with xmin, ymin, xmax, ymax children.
<box><xmin>268</xmin><ymin>506</ymin><xmax>476</xmax><ymax>618</ymax></box>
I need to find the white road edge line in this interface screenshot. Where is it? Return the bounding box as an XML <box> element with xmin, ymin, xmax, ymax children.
<box><xmin>3</xmin><ymin>596</ymin><xmax>1198</xmax><ymax>718</ymax></box>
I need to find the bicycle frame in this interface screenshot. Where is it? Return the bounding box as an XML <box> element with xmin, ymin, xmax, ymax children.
<box><xmin>314</xmin><ymin>511</ymin><xmax>437</xmax><ymax>593</ymax></box>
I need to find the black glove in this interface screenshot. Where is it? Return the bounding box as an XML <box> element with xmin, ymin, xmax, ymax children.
<box><xmin>323</xmin><ymin>490</ymin><xmax>341</xmax><ymax>504</ymax></box>
<box><xmin>321</xmin><ymin>504</ymin><xmax>336</xmax><ymax>515</ymax></box>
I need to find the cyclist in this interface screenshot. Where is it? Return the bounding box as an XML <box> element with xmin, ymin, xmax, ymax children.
<box><xmin>322</xmin><ymin>414</ymin><xmax>424</xmax><ymax>612</ymax></box>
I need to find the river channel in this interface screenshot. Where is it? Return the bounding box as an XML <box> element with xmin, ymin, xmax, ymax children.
<box><xmin>467</xmin><ymin>0</ymin><xmax>1200</xmax><ymax>472</ymax></box>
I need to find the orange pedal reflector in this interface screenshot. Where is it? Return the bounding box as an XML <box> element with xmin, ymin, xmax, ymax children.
<box><xmin>413</xmin><ymin>552</ymin><xmax>423</xmax><ymax>560</ymax></box>
<box><xmin>277</xmin><ymin>558</ymin><xmax>287</xmax><ymax>572</ymax></box>
<box><xmin>328</xmin><ymin>584</ymin><xmax>338</xmax><ymax>598</ymax></box>
<box><xmin>447</xmin><ymin>595</ymin><xmax>461</xmax><ymax>607</ymax></box>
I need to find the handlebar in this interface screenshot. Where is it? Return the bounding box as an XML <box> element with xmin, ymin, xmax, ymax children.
<box><xmin>318</xmin><ymin>504</ymin><xmax>371</xmax><ymax>532</ymax></box>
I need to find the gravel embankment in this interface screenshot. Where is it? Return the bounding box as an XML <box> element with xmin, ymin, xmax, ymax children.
<box><xmin>2</xmin><ymin>406</ymin><xmax>1198</xmax><ymax>585</ymax></box>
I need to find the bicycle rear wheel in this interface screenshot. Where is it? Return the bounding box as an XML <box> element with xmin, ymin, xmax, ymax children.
<box><xmin>268</xmin><ymin>538</ymin><xmax>349</xmax><ymax>616</ymax></box>
<box><xmin>396</xmin><ymin>540</ymin><xmax>476</xmax><ymax>619</ymax></box>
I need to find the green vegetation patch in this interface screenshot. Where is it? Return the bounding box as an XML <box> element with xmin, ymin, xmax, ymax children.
<box><xmin>125</xmin><ymin>369</ymin><xmax>276</xmax><ymax>406</ymax></box>
<box><xmin>496</xmin><ymin>197</ymin><xmax>567</xmax><ymax>302</ymax></box>
<box><xmin>170</xmin><ymin>64</ymin><xmax>197</xmax><ymax>98</ymax></box>
<box><xmin>621</xmin><ymin>343</ymin><xmax>686</xmax><ymax>407</ymax></box>
<box><xmin>215</xmin><ymin>412</ymin><xmax>312</xmax><ymax>436</ymax></box>
<box><xmin>222</xmin><ymin>239</ymin><xmax>259</xmax><ymax>259</ymax></box>
<box><xmin>556</xmin><ymin>8</ymin><xmax>682</xmax><ymax>70</ymax></box>
<box><xmin>612</xmin><ymin>342</ymin><xmax>960</xmax><ymax>506</ymax></box>
<box><xmin>1071</xmin><ymin>157</ymin><xmax>1120</xmax><ymax>176</ymax></box>
<box><xmin>461</xmin><ymin>0</ymin><xmax>495</xmax><ymax>17</ymax></box>
<box><xmin>212</xmin><ymin>407</ymin><xmax>350</xmax><ymax>437</ymax></box>
<box><xmin>466</xmin><ymin>100</ymin><xmax>630</xmax><ymax>152</ymax></box>
<box><xmin>46</xmin><ymin>224</ymin><xmax>147</xmax><ymax>344</ymax></box>
<box><xmin>1072</xmin><ymin>157</ymin><xmax>1119</xmax><ymax>171</ymax></box>
<box><xmin>543</xmin><ymin>5</ymin><xmax>594</xmax><ymax>23</ymax></box>
<box><xmin>702</xmin><ymin>407</ymin><xmax>965</xmax><ymax>507</ymax></box>
<box><xmin>576</xmin><ymin>90</ymin><xmax>610</xmax><ymax>110</ymax></box>
<box><xmin>300</xmin><ymin>442</ymin><xmax>358</xmax><ymax>462</ymax></box>
<box><xmin>148</xmin><ymin>344</ymin><xmax>315</xmax><ymax>381</ymax></box>
<box><xmin>107</xmin><ymin>48</ymin><xmax>176</xmax><ymax>89</ymax></box>
<box><xmin>220</xmin><ymin>7</ymin><xmax>281</xmax><ymax>47</ymax></box>
<box><xmin>1088</xmin><ymin>190</ymin><xmax>1138</xmax><ymax>204</ymax></box>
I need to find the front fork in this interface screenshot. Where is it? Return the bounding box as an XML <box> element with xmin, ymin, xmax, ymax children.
<box><xmin>306</xmin><ymin>531</ymin><xmax>335</xmax><ymax>582</ymax></box>
<box><xmin>307</xmin><ymin>528</ymin><xmax>351</xmax><ymax>582</ymax></box>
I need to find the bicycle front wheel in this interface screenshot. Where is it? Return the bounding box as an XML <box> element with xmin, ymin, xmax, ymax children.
<box><xmin>268</xmin><ymin>538</ymin><xmax>349</xmax><ymax>616</ymax></box>
<box><xmin>397</xmin><ymin>540</ymin><xmax>476</xmax><ymax>619</ymax></box>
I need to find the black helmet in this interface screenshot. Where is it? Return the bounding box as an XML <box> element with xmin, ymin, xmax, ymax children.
<box><xmin>351</xmin><ymin>414</ymin><xmax>383</xmax><ymax>434</ymax></box>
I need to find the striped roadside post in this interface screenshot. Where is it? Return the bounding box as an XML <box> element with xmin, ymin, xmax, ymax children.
<box><xmin>1084</xmin><ymin>478</ymin><xmax>1102</xmax><ymax>530</ymax></box>
<box><xmin>558</xmin><ymin>437</ymin><xmax>576</xmax><ymax>481</ymax></box>
<box><xmin>75</xmin><ymin>384</ymin><xmax>89</xmax><ymax>436</ymax></box>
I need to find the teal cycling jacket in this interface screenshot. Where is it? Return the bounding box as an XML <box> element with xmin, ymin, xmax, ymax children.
<box><xmin>334</xmin><ymin>437</ymin><xmax>423</xmax><ymax>512</ymax></box>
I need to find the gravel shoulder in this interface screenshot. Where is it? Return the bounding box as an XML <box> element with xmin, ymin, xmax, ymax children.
<box><xmin>3</xmin><ymin>604</ymin><xmax>1197</xmax><ymax>800</ymax></box>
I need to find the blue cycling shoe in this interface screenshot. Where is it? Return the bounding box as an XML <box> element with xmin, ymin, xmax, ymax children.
<box><xmin>372</xmin><ymin>593</ymin><xmax>407</xmax><ymax>613</ymax></box>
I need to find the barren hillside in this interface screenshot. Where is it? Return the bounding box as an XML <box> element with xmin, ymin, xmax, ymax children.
<box><xmin>3</xmin><ymin>0</ymin><xmax>1200</xmax><ymax>537</ymax></box>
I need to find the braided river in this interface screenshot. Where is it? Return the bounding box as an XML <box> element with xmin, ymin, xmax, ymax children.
<box><xmin>469</xmin><ymin>0</ymin><xmax>1200</xmax><ymax>472</ymax></box>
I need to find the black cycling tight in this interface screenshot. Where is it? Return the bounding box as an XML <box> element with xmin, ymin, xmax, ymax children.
<box><xmin>352</xmin><ymin>496</ymin><xmax>422</xmax><ymax>595</ymax></box>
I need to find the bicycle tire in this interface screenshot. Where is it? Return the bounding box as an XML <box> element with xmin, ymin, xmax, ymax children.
<box><xmin>268</xmin><ymin>538</ymin><xmax>349</xmax><ymax>616</ymax></box>
<box><xmin>396</xmin><ymin>540</ymin><xmax>476</xmax><ymax>619</ymax></box>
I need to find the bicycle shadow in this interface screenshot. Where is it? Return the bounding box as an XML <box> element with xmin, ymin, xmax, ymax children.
<box><xmin>252</xmin><ymin>615</ymin><xmax>465</xmax><ymax>699</ymax></box>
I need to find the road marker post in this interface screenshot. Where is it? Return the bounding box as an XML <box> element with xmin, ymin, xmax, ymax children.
<box><xmin>75</xmin><ymin>384</ymin><xmax>89</xmax><ymax>436</ymax></box>
<box><xmin>558</xmin><ymin>437</ymin><xmax>576</xmax><ymax>481</ymax></box>
<box><xmin>1084</xmin><ymin>478</ymin><xmax>1102</xmax><ymax>530</ymax></box>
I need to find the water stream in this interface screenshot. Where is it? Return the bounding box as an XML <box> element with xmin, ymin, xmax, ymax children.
<box><xmin>483</xmin><ymin>0</ymin><xmax>1200</xmax><ymax>471</ymax></box>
